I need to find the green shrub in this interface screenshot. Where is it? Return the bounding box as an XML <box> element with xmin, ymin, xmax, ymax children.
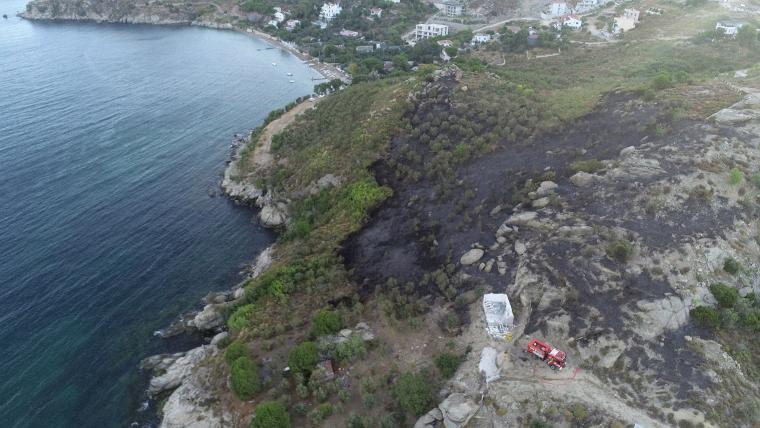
<box><xmin>740</xmin><ymin>310</ymin><xmax>760</xmax><ymax>331</ymax></box>
<box><xmin>752</xmin><ymin>172</ymin><xmax>760</xmax><ymax>189</ymax></box>
<box><xmin>342</xmin><ymin>179</ymin><xmax>392</xmax><ymax>221</ymax></box>
<box><xmin>228</xmin><ymin>304</ymin><xmax>255</xmax><ymax>333</ymax></box>
<box><xmin>311</xmin><ymin>309</ymin><xmax>343</xmax><ymax>337</ymax></box>
<box><xmin>724</xmin><ymin>257</ymin><xmax>741</xmax><ymax>275</ymax></box>
<box><xmin>569</xmin><ymin>159</ymin><xmax>604</xmax><ymax>173</ymax></box>
<box><xmin>434</xmin><ymin>352</ymin><xmax>462</xmax><ymax>378</ymax></box>
<box><xmin>710</xmin><ymin>283</ymin><xmax>739</xmax><ymax>308</ymax></box>
<box><xmin>729</xmin><ymin>167</ymin><xmax>744</xmax><ymax>185</ymax></box>
<box><xmin>652</xmin><ymin>72</ymin><xmax>673</xmax><ymax>90</ymax></box>
<box><xmin>392</xmin><ymin>372</ymin><xmax>435</xmax><ymax>417</ymax></box>
<box><xmin>225</xmin><ymin>340</ymin><xmax>250</xmax><ymax>364</ymax></box>
<box><xmin>571</xmin><ymin>403</ymin><xmax>588</xmax><ymax>421</ymax></box>
<box><xmin>251</xmin><ymin>400</ymin><xmax>290</xmax><ymax>428</ymax></box>
<box><xmin>335</xmin><ymin>335</ymin><xmax>367</xmax><ymax>362</ymax></box>
<box><xmin>690</xmin><ymin>306</ymin><xmax>720</xmax><ymax>328</ymax></box>
<box><xmin>231</xmin><ymin>356</ymin><xmax>261</xmax><ymax>400</ymax></box>
<box><xmin>606</xmin><ymin>239</ymin><xmax>634</xmax><ymax>263</ymax></box>
<box><xmin>288</xmin><ymin>341</ymin><xmax>319</xmax><ymax>374</ymax></box>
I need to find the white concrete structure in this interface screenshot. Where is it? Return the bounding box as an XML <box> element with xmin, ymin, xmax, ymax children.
<box><xmin>472</xmin><ymin>33</ymin><xmax>492</xmax><ymax>43</ymax></box>
<box><xmin>273</xmin><ymin>11</ymin><xmax>285</xmax><ymax>22</ymax></box>
<box><xmin>286</xmin><ymin>19</ymin><xmax>301</xmax><ymax>30</ymax></box>
<box><xmin>716</xmin><ymin>19</ymin><xmax>747</xmax><ymax>37</ymax></box>
<box><xmin>574</xmin><ymin>0</ymin><xmax>599</xmax><ymax>13</ymax></box>
<box><xmin>415</xmin><ymin>23</ymin><xmax>449</xmax><ymax>40</ymax></box>
<box><xmin>339</xmin><ymin>29</ymin><xmax>359</xmax><ymax>37</ymax></box>
<box><xmin>555</xmin><ymin>14</ymin><xmax>582</xmax><ymax>30</ymax></box>
<box><xmin>319</xmin><ymin>2</ymin><xmax>343</xmax><ymax>21</ymax></box>
<box><xmin>369</xmin><ymin>7</ymin><xmax>383</xmax><ymax>17</ymax></box>
<box><xmin>613</xmin><ymin>10</ymin><xmax>639</xmax><ymax>34</ymax></box>
<box><xmin>434</xmin><ymin>0</ymin><xmax>464</xmax><ymax>17</ymax></box>
<box><xmin>541</xmin><ymin>1</ymin><xmax>569</xmax><ymax>19</ymax></box>
<box><xmin>483</xmin><ymin>294</ymin><xmax>514</xmax><ymax>338</ymax></box>
<box><xmin>478</xmin><ymin>347</ymin><xmax>501</xmax><ymax>383</ymax></box>
<box><xmin>267</xmin><ymin>19</ymin><xmax>279</xmax><ymax>27</ymax></box>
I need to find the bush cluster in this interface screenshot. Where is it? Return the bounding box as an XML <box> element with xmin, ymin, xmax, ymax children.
<box><xmin>288</xmin><ymin>341</ymin><xmax>319</xmax><ymax>375</ymax></box>
<box><xmin>392</xmin><ymin>371</ymin><xmax>435</xmax><ymax>417</ymax></box>
<box><xmin>231</xmin><ymin>356</ymin><xmax>261</xmax><ymax>400</ymax></box>
<box><xmin>434</xmin><ymin>352</ymin><xmax>463</xmax><ymax>378</ymax></box>
<box><xmin>251</xmin><ymin>401</ymin><xmax>290</xmax><ymax>428</ymax></box>
<box><xmin>691</xmin><ymin>284</ymin><xmax>760</xmax><ymax>331</ymax></box>
<box><xmin>311</xmin><ymin>308</ymin><xmax>343</xmax><ymax>337</ymax></box>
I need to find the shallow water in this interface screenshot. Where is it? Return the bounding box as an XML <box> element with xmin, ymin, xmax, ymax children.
<box><xmin>0</xmin><ymin>3</ymin><xmax>318</xmax><ymax>426</ymax></box>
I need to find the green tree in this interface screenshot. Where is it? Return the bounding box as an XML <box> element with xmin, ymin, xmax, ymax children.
<box><xmin>311</xmin><ymin>308</ymin><xmax>343</xmax><ymax>336</ymax></box>
<box><xmin>434</xmin><ymin>352</ymin><xmax>462</xmax><ymax>378</ymax></box>
<box><xmin>710</xmin><ymin>283</ymin><xmax>738</xmax><ymax>308</ymax></box>
<box><xmin>225</xmin><ymin>340</ymin><xmax>250</xmax><ymax>364</ymax></box>
<box><xmin>288</xmin><ymin>341</ymin><xmax>319</xmax><ymax>374</ymax></box>
<box><xmin>392</xmin><ymin>371</ymin><xmax>435</xmax><ymax>416</ymax></box>
<box><xmin>652</xmin><ymin>72</ymin><xmax>673</xmax><ymax>90</ymax></box>
<box><xmin>231</xmin><ymin>357</ymin><xmax>261</xmax><ymax>400</ymax></box>
<box><xmin>691</xmin><ymin>306</ymin><xmax>720</xmax><ymax>328</ymax></box>
<box><xmin>251</xmin><ymin>401</ymin><xmax>290</xmax><ymax>428</ymax></box>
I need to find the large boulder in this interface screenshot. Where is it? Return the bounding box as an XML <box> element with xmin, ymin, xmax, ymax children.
<box><xmin>506</xmin><ymin>211</ymin><xmax>537</xmax><ymax>225</ymax></box>
<box><xmin>148</xmin><ymin>345</ymin><xmax>214</xmax><ymax>396</ymax></box>
<box><xmin>460</xmin><ymin>248</ymin><xmax>485</xmax><ymax>265</ymax></box>
<box><xmin>259</xmin><ymin>202</ymin><xmax>288</xmax><ymax>227</ymax></box>
<box><xmin>710</xmin><ymin>108</ymin><xmax>760</xmax><ymax>125</ymax></box>
<box><xmin>570</xmin><ymin>172</ymin><xmax>596</xmax><ymax>187</ymax></box>
<box><xmin>439</xmin><ymin>393</ymin><xmax>479</xmax><ymax>428</ymax></box>
<box><xmin>535</xmin><ymin>181</ymin><xmax>558</xmax><ymax>197</ymax></box>
<box><xmin>189</xmin><ymin>304</ymin><xmax>225</xmax><ymax>331</ymax></box>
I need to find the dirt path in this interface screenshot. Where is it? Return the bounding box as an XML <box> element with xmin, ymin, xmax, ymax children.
<box><xmin>248</xmin><ymin>98</ymin><xmax>322</xmax><ymax>173</ymax></box>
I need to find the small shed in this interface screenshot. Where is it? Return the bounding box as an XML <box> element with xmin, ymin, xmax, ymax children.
<box><xmin>483</xmin><ymin>293</ymin><xmax>514</xmax><ymax>338</ymax></box>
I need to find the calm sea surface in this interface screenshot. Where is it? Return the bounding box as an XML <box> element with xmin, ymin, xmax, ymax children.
<box><xmin>0</xmin><ymin>1</ymin><xmax>318</xmax><ymax>425</ymax></box>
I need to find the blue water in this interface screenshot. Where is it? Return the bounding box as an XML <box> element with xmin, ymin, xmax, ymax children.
<box><xmin>0</xmin><ymin>2</ymin><xmax>319</xmax><ymax>426</ymax></box>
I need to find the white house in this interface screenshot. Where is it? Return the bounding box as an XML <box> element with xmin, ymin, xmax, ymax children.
<box><xmin>267</xmin><ymin>19</ymin><xmax>279</xmax><ymax>27</ymax></box>
<box><xmin>415</xmin><ymin>23</ymin><xmax>449</xmax><ymax>40</ymax></box>
<box><xmin>555</xmin><ymin>14</ymin><xmax>582</xmax><ymax>30</ymax></box>
<box><xmin>716</xmin><ymin>19</ymin><xmax>747</xmax><ymax>37</ymax></box>
<box><xmin>437</xmin><ymin>39</ymin><xmax>453</xmax><ymax>47</ymax></box>
<box><xmin>369</xmin><ymin>7</ymin><xmax>383</xmax><ymax>17</ymax></box>
<box><xmin>273</xmin><ymin>11</ymin><xmax>285</xmax><ymax>22</ymax></box>
<box><xmin>339</xmin><ymin>28</ymin><xmax>359</xmax><ymax>37</ymax></box>
<box><xmin>319</xmin><ymin>2</ymin><xmax>343</xmax><ymax>21</ymax></box>
<box><xmin>574</xmin><ymin>0</ymin><xmax>599</xmax><ymax>13</ymax></box>
<box><xmin>613</xmin><ymin>9</ymin><xmax>640</xmax><ymax>33</ymax></box>
<box><xmin>434</xmin><ymin>0</ymin><xmax>464</xmax><ymax>17</ymax></box>
<box><xmin>472</xmin><ymin>33</ymin><xmax>492</xmax><ymax>43</ymax></box>
<box><xmin>541</xmin><ymin>1</ymin><xmax>569</xmax><ymax>19</ymax></box>
<box><xmin>286</xmin><ymin>19</ymin><xmax>301</xmax><ymax>30</ymax></box>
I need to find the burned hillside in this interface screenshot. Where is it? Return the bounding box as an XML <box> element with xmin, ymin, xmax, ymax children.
<box><xmin>344</xmin><ymin>71</ymin><xmax>760</xmax><ymax>426</ymax></box>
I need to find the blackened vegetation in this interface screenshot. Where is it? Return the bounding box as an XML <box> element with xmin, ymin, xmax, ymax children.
<box><xmin>344</xmin><ymin>77</ymin><xmax>678</xmax><ymax>299</ymax></box>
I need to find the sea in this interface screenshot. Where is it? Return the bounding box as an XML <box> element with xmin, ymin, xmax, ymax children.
<box><xmin>0</xmin><ymin>1</ymin><xmax>320</xmax><ymax>426</ymax></box>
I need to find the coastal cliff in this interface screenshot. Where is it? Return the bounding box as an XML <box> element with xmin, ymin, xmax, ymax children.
<box><xmin>20</xmin><ymin>0</ymin><xmax>230</xmax><ymax>27</ymax></box>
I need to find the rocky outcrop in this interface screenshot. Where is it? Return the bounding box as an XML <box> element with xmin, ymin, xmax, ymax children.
<box><xmin>258</xmin><ymin>201</ymin><xmax>288</xmax><ymax>228</ymax></box>
<box><xmin>460</xmin><ymin>248</ymin><xmax>484</xmax><ymax>265</ymax></box>
<box><xmin>21</xmin><ymin>0</ymin><xmax>199</xmax><ymax>24</ymax></box>
<box><xmin>160</xmin><ymin>358</ymin><xmax>231</xmax><ymax>428</ymax></box>
<box><xmin>438</xmin><ymin>393</ymin><xmax>479</xmax><ymax>428</ymax></box>
<box><xmin>147</xmin><ymin>345</ymin><xmax>215</xmax><ymax>396</ymax></box>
